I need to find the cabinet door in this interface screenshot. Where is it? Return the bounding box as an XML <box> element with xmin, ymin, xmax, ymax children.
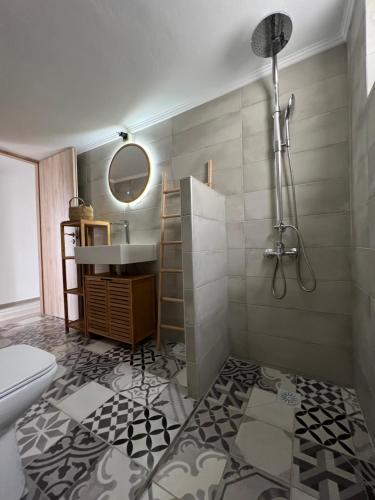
<box><xmin>86</xmin><ymin>278</ymin><xmax>107</xmax><ymax>334</ymax></box>
<box><xmin>108</xmin><ymin>280</ymin><xmax>132</xmax><ymax>341</ymax></box>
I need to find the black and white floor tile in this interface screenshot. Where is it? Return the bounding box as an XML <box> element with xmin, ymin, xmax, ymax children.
<box><xmin>113</xmin><ymin>407</ymin><xmax>181</xmax><ymax>471</ymax></box>
<box><xmin>120</xmin><ymin>369</ymin><xmax>169</xmax><ymax>406</ymax></box>
<box><xmin>295</xmin><ymin>404</ymin><xmax>355</xmax><ymax>457</ymax></box>
<box><xmin>185</xmin><ymin>397</ymin><xmax>242</xmax><ymax>454</ymax></box>
<box><xmin>292</xmin><ymin>437</ymin><xmax>368</xmax><ymax>499</ymax></box>
<box><xmin>216</xmin><ymin>456</ymin><xmax>290</xmax><ymax>500</ymax></box>
<box><xmin>66</xmin><ymin>447</ymin><xmax>147</xmax><ymax>500</ymax></box>
<box><xmin>207</xmin><ymin>373</ymin><xmax>253</xmax><ymax>412</ymax></box>
<box><xmin>296</xmin><ymin>376</ymin><xmax>346</xmax><ymax>413</ymax></box>
<box><xmin>152</xmin><ymin>382</ymin><xmax>196</xmax><ymax>423</ymax></box>
<box><xmin>82</xmin><ymin>393</ymin><xmax>144</xmax><ymax>442</ymax></box>
<box><xmin>25</xmin><ymin>425</ymin><xmax>108</xmax><ymax>500</ymax></box>
<box><xmin>153</xmin><ymin>432</ymin><xmax>227</xmax><ymax>499</ymax></box>
<box><xmin>2</xmin><ymin>316</ymin><xmax>375</xmax><ymax>500</ymax></box>
<box><xmin>17</xmin><ymin>407</ymin><xmax>75</xmax><ymax>465</ymax></box>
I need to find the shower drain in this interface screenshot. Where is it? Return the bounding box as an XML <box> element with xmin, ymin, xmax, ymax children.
<box><xmin>277</xmin><ymin>389</ymin><xmax>301</xmax><ymax>407</ymax></box>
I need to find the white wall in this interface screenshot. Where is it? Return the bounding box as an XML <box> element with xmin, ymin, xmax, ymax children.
<box><xmin>0</xmin><ymin>156</ymin><xmax>40</xmax><ymax>305</ymax></box>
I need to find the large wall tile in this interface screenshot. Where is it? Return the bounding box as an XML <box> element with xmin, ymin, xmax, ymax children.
<box><xmin>247</xmin><ymin>305</ymin><xmax>351</xmax><ymax>347</ymax></box>
<box><xmin>173</xmin><ymin>90</ymin><xmax>241</xmax><ymax>134</ymax></box>
<box><xmin>246</xmin><ymin>276</ymin><xmax>351</xmax><ymax>315</ymax></box>
<box><xmin>247</xmin><ymin>332</ymin><xmax>352</xmax><ymax>386</ymax></box>
<box><xmin>291</xmin><ymin>108</ymin><xmax>348</xmax><ymax>153</ymax></box>
<box><xmin>173</xmin><ymin>111</ymin><xmax>241</xmax><ymax>157</ymax></box>
<box><xmin>241</xmin><ymin>45</ymin><xmax>346</xmax><ymax>107</ymax></box>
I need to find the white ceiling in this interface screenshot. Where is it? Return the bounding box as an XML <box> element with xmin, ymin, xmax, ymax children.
<box><xmin>0</xmin><ymin>0</ymin><xmax>353</xmax><ymax>159</ymax></box>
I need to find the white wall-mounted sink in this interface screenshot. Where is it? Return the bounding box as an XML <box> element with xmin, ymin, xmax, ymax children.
<box><xmin>74</xmin><ymin>244</ymin><xmax>157</xmax><ymax>265</ymax></box>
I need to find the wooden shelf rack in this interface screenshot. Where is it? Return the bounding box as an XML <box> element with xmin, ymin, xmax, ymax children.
<box><xmin>60</xmin><ymin>219</ymin><xmax>111</xmax><ymax>333</ymax></box>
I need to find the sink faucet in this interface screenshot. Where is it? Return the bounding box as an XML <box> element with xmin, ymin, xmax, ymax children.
<box><xmin>110</xmin><ymin>220</ymin><xmax>130</xmax><ymax>244</ymax></box>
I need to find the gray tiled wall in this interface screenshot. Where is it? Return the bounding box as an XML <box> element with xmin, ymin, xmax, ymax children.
<box><xmin>181</xmin><ymin>176</ymin><xmax>228</xmax><ymax>399</ymax></box>
<box><xmin>78</xmin><ymin>43</ymin><xmax>352</xmax><ymax>386</ymax></box>
<box><xmin>348</xmin><ymin>0</ymin><xmax>375</xmax><ymax>440</ymax></box>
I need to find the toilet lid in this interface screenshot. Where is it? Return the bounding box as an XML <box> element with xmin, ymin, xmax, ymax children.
<box><xmin>0</xmin><ymin>344</ymin><xmax>56</xmax><ymax>399</ymax></box>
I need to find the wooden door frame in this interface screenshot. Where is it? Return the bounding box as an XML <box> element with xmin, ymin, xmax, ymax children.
<box><xmin>0</xmin><ymin>148</ymin><xmax>44</xmax><ymax>314</ymax></box>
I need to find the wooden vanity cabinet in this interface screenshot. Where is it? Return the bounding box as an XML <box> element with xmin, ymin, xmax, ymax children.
<box><xmin>85</xmin><ymin>274</ymin><xmax>156</xmax><ymax>350</ymax></box>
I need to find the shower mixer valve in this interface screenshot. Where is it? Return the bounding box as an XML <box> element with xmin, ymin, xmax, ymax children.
<box><xmin>264</xmin><ymin>241</ymin><xmax>298</xmax><ymax>258</ymax></box>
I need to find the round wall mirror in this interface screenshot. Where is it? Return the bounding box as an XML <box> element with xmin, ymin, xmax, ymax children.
<box><xmin>108</xmin><ymin>143</ymin><xmax>150</xmax><ymax>203</ymax></box>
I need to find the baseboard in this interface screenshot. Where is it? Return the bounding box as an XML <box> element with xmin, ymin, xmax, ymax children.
<box><xmin>0</xmin><ymin>298</ymin><xmax>41</xmax><ymax>324</ymax></box>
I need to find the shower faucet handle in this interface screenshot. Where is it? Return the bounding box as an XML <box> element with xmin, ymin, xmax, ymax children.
<box><xmin>264</xmin><ymin>245</ymin><xmax>298</xmax><ymax>258</ymax></box>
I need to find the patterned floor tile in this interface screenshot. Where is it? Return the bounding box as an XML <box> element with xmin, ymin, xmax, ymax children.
<box><xmin>82</xmin><ymin>338</ymin><xmax>119</xmax><ymax>354</ymax></box>
<box><xmin>82</xmin><ymin>393</ymin><xmax>144</xmax><ymax>442</ymax></box>
<box><xmin>55</xmin><ymin>381</ymin><xmax>115</xmax><ymax>422</ymax></box>
<box><xmin>350</xmin><ymin>418</ymin><xmax>375</xmax><ymax>464</ymax></box>
<box><xmin>17</xmin><ymin>399</ymin><xmax>51</xmax><ymax>429</ymax></box>
<box><xmin>292</xmin><ymin>437</ymin><xmax>368</xmax><ymax>499</ymax></box>
<box><xmin>17</xmin><ymin>408</ymin><xmax>75</xmax><ymax>465</ymax></box>
<box><xmin>48</xmin><ymin>342</ymin><xmax>81</xmax><ymax>362</ymax></box>
<box><xmin>65</xmin><ymin>447</ymin><xmax>147</xmax><ymax>500</ymax></box>
<box><xmin>113</xmin><ymin>407</ymin><xmax>181</xmax><ymax>471</ymax></box>
<box><xmin>257</xmin><ymin>366</ymin><xmax>296</xmax><ymax>393</ymax></box>
<box><xmin>296</xmin><ymin>376</ymin><xmax>345</xmax><ymax>412</ymax></box>
<box><xmin>216</xmin><ymin>455</ymin><xmax>290</xmax><ymax>500</ymax></box>
<box><xmin>143</xmin><ymin>338</ymin><xmax>180</xmax><ymax>359</ymax></box>
<box><xmin>42</xmin><ymin>371</ymin><xmax>89</xmax><ymax>406</ymax></box>
<box><xmin>290</xmin><ymin>487</ymin><xmax>315</xmax><ymax>499</ymax></box>
<box><xmin>97</xmin><ymin>362</ymin><xmax>141</xmax><ymax>392</ymax></box>
<box><xmin>341</xmin><ymin>388</ymin><xmax>366</xmax><ymax>422</ymax></box>
<box><xmin>120</xmin><ymin>370</ymin><xmax>169</xmax><ymax>406</ymax></box>
<box><xmin>295</xmin><ymin>404</ymin><xmax>355</xmax><ymax>457</ymax></box>
<box><xmin>355</xmin><ymin>459</ymin><xmax>375</xmax><ymax>499</ymax></box>
<box><xmin>139</xmin><ymin>483</ymin><xmax>177</xmax><ymax>499</ymax></box>
<box><xmin>232</xmin><ymin>416</ymin><xmax>293</xmax><ymax>482</ymax></box>
<box><xmin>153</xmin><ymin>433</ymin><xmax>227</xmax><ymax>499</ymax></box>
<box><xmin>152</xmin><ymin>383</ymin><xmax>196</xmax><ymax>423</ymax></box>
<box><xmin>59</xmin><ymin>348</ymin><xmax>101</xmax><ymax>371</ymax></box>
<box><xmin>26</xmin><ymin>425</ymin><xmax>108</xmax><ymax>500</ymax></box>
<box><xmin>220</xmin><ymin>357</ymin><xmax>260</xmax><ymax>388</ymax></box>
<box><xmin>171</xmin><ymin>342</ymin><xmax>186</xmax><ymax>362</ymax></box>
<box><xmin>207</xmin><ymin>374</ymin><xmax>252</xmax><ymax>413</ymax></box>
<box><xmin>185</xmin><ymin>397</ymin><xmax>242</xmax><ymax>454</ymax></box>
<box><xmin>146</xmin><ymin>355</ymin><xmax>184</xmax><ymax>380</ymax></box>
<box><xmin>103</xmin><ymin>345</ymin><xmax>132</xmax><ymax>363</ymax></box>
<box><xmin>21</xmin><ymin>474</ymin><xmax>49</xmax><ymax>500</ymax></box>
<box><xmin>244</xmin><ymin>387</ymin><xmax>295</xmax><ymax>432</ymax></box>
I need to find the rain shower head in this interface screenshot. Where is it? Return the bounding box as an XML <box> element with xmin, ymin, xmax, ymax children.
<box><xmin>251</xmin><ymin>12</ymin><xmax>293</xmax><ymax>58</ymax></box>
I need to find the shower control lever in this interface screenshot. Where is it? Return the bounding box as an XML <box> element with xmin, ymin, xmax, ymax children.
<box><xmin>264</xmin><ymin>242</ymin><xmax>298</xmax><ymax>258</ymax></box>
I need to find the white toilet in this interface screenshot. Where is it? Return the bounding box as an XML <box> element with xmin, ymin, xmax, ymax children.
<box><xmin>0</xmin><ymin>345</ymin><xmax>57</xmax><ymax>500</ymax></box>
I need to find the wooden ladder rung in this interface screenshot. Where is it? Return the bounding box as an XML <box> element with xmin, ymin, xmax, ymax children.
<box><xmin>163</xmin><ymin>188</ymin><xmax>181</xmax><ymax>194</ymax></box>
<box><xmin>160</xmin><ymin>268</ymin><xmax>183</xmax><ymax>273</ymax></box>
<box><xmin>161</xmin><ymin>297</ymin><xmax>184</xmax><ymax>303</ymax></box>
<box><xmin>160</xmin><ymin>323</ymin><xmax>184</xmax><ymax>332</ymax></box>
<box><xmin>161</xmin><ymin>240</ymin><xmax>182</xmax><ymax>245</ymax></box>
<box><xmin>162</xmin><ymin>213</ymin><xmax>181</xmax><ymax>219</ymax></box>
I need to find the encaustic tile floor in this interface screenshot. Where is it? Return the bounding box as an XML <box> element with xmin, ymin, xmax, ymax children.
<box><xmin>1</xmin><ymin>317</ymin><xmax>375</xmax><ymax>500</ymax></box>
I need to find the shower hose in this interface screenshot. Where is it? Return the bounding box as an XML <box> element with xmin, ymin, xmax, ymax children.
<box><xmin>272</xmin><ymin>148</ymin><xmax>317</xmax><ymax>299</ymax></box>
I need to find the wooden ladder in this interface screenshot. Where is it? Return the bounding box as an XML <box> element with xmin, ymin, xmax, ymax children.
<box><xmin>156</xmin><ymin>161</ymin><xmax>213</xmax><ymax>349</ymax></box>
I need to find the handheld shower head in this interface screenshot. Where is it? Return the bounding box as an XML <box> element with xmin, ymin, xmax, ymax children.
<box><xmin>285</xmin><ymin>93</ymin><xmax>295</xmax><ymax>120</ymax></box>
<box><xmin>284</xmin><ymin>93</ymin><xmax>295</xmax><ymax>148</ymax></box>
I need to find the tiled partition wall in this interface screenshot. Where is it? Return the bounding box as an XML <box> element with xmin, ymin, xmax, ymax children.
<box><xmin>180</xmin><ymin>176</ymin><xmax>228</xmax><ymax>398</ymax></box>
<box><xmin>78</xmin><ymin>44</ymin><xmax>352</xmax><ymax>386</ymax></box>
<box><xmin>348</xmin><ymin>0</ymin><xmax>375</xmax><ymax>439</ymax></box>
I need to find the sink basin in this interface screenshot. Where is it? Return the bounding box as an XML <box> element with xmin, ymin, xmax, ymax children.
<box><xmin>74</xmin><ymin>244</ymin><xmax>157</xmax><ymax>265</ymax></box>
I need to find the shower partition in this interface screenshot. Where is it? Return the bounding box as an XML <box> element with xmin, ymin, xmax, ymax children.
<box><xmin>180</xmin><ymin>176</ymin><xmax>229</xmax><ymax>399</ymax></box>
